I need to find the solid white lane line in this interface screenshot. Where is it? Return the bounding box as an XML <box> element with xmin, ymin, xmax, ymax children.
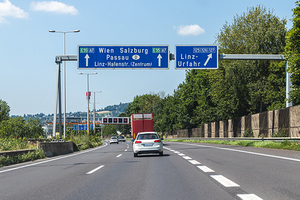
<box><xmin>197</xmin><ymin>166</ymin><xmax>215</xmax><ymax>173</ymax></box>
<box><xmin>0</xmin><ymin>143</ymin><xmax>108</xmax><ymax>174</ymax></box>
<box><xmin>87</xmin><ymin>165</ymin><xmax>104</xmax><ymax>175</ymax></box>
<box><xmin>237</xmin><ymin>194</ymin><xmax>263</xmax><ymax>200</ymax></box>
<box><xmin>183</xmin><ymin>156</ymin><xmax>192</xmax><ymax>160</ymax></box>
<box><xmin>180</xmin><ymin>142</ymin><xmax>300</xmax><ymax>163</ymax></box>
<box><xmin>174</xmin><ymin>151</ymin><xmax>180</xmax><ymax>154</ymax></box>
<box><xmin>116</xmin><ymin>154</ymin><xmax>122</xmax><ymax>158</ymax></box>
<box><xmin>210</xmin><ymin>175</ymin><xmax>240</xmax><ymax>187</ymax></box>
<box><xmin>188</xmin><ymin>160</ymin><xmax>201</xmax><ymax>165</ymax></box>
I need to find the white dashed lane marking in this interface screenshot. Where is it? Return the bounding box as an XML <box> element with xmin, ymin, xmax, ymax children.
<box><xmin>165</xmin><ymin>146</ymin><xmax>263</xmax><ymax>199</ymax></box>
<box><xmin>197</xmin><ymin>166</ymin><xmax>215</xmax><ymax>173</ymax></box>
<box><xmin>210</xmin><ymin>175</ymin><xmax>240</xmax><ymax>187</ymax></box>
<box><xmin>188</xmin><ymin>160</ymin><xmax>201</xmax><ymax>165</ymax></box>
<box><xmin>116</xmin><ymin>154</ymin><xmax>122</xmax><ymax>158</ymax></box>
<box><xmin>237</xmin><ymin>194</ymin><xmax>263</xmax><ymax>200</ymax></box>
<box><xmin>86</xmin><ymin>165</ymin><xmax>104</xmax><ymax>175</ymax></box>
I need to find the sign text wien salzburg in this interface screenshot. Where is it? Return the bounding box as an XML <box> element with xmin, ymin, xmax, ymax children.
<box><xmin>78</xmin><ymin>45</ymin><xmax>169</xmax><ymax>69</ymax></box>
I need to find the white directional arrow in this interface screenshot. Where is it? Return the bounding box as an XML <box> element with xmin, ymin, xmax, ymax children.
<box><xmin>157</xmin><ymin>54</ymin><xmax>162</xmax><ymax>67</ymax></box>
<box><xmin>85</xmin><ymin>54</ymin><xmax>90</xmax><ymax>67</ymax></box>
<box><xmin>204</xmin><ymin>53</ymin><xmax>212</xmax><ymax>66</ymax></box>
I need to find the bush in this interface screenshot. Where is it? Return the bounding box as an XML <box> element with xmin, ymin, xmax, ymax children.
<box><xmin>272</xmin><ymin>128</ymin><xmax>288</xmax><ymax>137</ymax></box>
<box><xmin>243</xmin><ymin>129</ymin><xmax>254</xmax><ymax>137</ymax></box>
<box><xmin>0</xmin><ymin>149</ymin><xmax>45</xmax><ymax>167</ymax></box>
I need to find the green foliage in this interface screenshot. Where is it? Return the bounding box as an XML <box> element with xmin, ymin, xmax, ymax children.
<box><xmin>66</xmin><ymin>131</ymin><xmax>103</xmax><ymax>151</ymax></box>
<box><xmin>102</xmin><ymin>124</ymin><xmax>117</xmax><ymax>137</ymax></box>
<box><xmin>243</xmin><ymin>129</ymin><xmax>254</xmax><ymax>137</ymax></box>
<box><xmin>123</xmin><ymin>5</ymin><xmax>287</xmax><ymax>134</ymax></box>
<box><xmin>285</xmin><ymin>1</ymin><xmax>300</xmax><ymax>105</ymax></box>
<box><xmin>272</xmin><ymin>128</ymin><xmax>288</xmax><ymax>137</ymax></box>
<box><xmin>0</xmin><ymin>100</ymin><xmax>10</xmax><ymax>123</ymax></box>
<box><xmin>213</xmin><ymin>5</ymin><xmax>286</xmax><ymax>116</ymax></box>
<box><xmin>116</xmin><ymin>113</ymin><xmax>131</xmax><ymax>136</ymax></box>
<box><xmin>0</xmin><ymin>117</ymin><xmax>44</xmax><ymax>139</ymax></box>
<box><xmin>0</xmin><ymin>149</ymin><xmax>45</xmax><ymax>167</ymax></box>
<box><xmin>0</xmin><ymin>138</ymin><xmax>36</xmax><ymax>151</ymax></box>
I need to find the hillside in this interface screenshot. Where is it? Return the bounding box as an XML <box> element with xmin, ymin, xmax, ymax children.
<box><xmin>12</xmin><ymin>102</ymin><xmax>129</xmax><ymax>125</ymax></box>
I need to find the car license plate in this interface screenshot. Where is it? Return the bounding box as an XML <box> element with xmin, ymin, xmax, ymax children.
<box><xmin>143</xmin><ymin>144</ymin><xmax>153</xmax><ymax>146</ymax></box>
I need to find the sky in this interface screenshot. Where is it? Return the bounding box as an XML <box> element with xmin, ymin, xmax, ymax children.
<box><xmin>0</xmin><ymin>0</ymin><xmax>296</xmax><ymax>116</ymax></box>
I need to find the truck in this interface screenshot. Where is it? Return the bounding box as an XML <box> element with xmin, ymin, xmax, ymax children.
<box><xmin>131</xmin><ymin>113</ymin><xmax>153</xmax><ymax>140</ymax></box>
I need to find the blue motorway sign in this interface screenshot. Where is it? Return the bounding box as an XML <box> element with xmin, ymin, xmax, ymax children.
<box><xmin>175</xmin><ymin>45</ymin><xmax>218</xmax><ymax>69</ymax></box>
<box><xmin>73</xmin><ymin>124</ymin><xmax>93</xmax><ymax>131</ymax></box>
<box><xmin>78</xmin><ymin>45</ymin><xmax>169</xmax><ymax>69</ymax></box>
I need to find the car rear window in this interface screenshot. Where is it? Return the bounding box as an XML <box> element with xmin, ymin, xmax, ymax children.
<box><xmin>137</xmin><ymin>134</ymin><xmax>159</xmax><ymax>140</ymax></box>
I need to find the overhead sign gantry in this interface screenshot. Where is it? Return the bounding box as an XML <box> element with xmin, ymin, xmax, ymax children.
<box><xmin>53</xmin><ymin>44</ymin><xmax>290</xmax><ymax>139</ymax></box>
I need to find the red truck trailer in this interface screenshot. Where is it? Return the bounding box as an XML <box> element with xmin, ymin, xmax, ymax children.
<box><xmin>131</xmin><ymin>113</ymin><xmax>153</xmax><ymax>140</ymax></box>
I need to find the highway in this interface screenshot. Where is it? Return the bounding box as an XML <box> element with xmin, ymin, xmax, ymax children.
<box><xmin>0</xmin><ymin>141</ymin><xmax>300</xmax><ymax>200</ymax></box>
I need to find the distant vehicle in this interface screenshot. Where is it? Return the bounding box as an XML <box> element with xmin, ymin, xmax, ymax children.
<box><xmin>110</xmin><ymin>137</ymin><xmax>118</xmax><ymax>144</ymax></box>
<box><xmin>51</xmin><ymin>139</ymin><xmax>58</xmax><ymax>142</ymax></box>
<box><xmin>118</xmin><ymin>135</ymin><xmax>126</xmax><ymax>142</ymax></box>
<box><xmin>132</xmin><ymin>132</ymin><xmax>163</xmax><ymax>157</ymax></box>
<box><xmin>131</xmin><ymin>113</ymin><xmax>153</xmax><ymax>140</ymax></box>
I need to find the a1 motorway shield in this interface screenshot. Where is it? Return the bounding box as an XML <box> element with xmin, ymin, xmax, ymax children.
<box><xmin>175</xmin><ymin>45</ymin><xmax>218</xmax><ymax>69</ymax></box>
<box><xmin>78</xmin><ymin>45</ymin><xmax>169</xmax><ymax>69</ymax></box>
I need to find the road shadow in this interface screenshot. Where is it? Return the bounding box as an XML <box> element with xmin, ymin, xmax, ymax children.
<box><xmin>136</xmin><ymin>154</ymin><xmax>170</xmax><ymax>158</ymax></box>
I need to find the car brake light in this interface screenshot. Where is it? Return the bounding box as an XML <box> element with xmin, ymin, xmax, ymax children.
<box><xmin>154</xmin><ymin>140</ymin><xmax>161</xmax><ymax>143</ymax></box>
<box><xmin>135</xmin><ymin>141</ymin><xmax>142</xmax><ymax>144</ymax></box>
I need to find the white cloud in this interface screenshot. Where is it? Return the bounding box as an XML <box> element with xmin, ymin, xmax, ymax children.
<box><xmin>174</xmin><ymin>24</ymin><xmax>205</xmax><ymax>36</ymax></box>
<box><xmin>0</xmin><ymin>0</ymin><xmax>29</xmax><ymax>23</ymax></box>
<box><xmin>30</xmin><ymin>1</ymin><xmax>78</xmax><ymax>15</ymax></box>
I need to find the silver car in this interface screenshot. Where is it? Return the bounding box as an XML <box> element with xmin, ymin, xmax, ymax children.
<box><xmin>132</xmin><ymin>132</ymin><xmax>163</xmax><ymax>157</ymax></box>
<box><xmin>110</xmin><ymin>136</ymin><xmax>119</xmax><ymax>144</ymax></box>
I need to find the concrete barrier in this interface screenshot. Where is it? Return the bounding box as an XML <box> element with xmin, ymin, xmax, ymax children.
<box><xmin>165</xmin><ymin>104</ymin><xmax>300</xmax><ymax>139</ymax></box>
<box><xmin>0</xmin><ymin>149</ymin><xmax>36</xmax><ymax>157</ymax></box>
<box><xmin>38</xmin><ymin>141</ymin><xmax>73</xmax><ymax>157</ymax></box>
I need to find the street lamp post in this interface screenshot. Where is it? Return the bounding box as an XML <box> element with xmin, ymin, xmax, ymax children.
<box><xmin>79</xmin><ymin>72</ymin><xmax>97</xmax><ymax>134</ymax></box>
<box><xmin>92</xmin><ymin>91</ymin><xmax>102</xmax><ymax>134</ymax></box>
<box><xmin>49</xmin><ymin>29</ymin><xmax>80</xmax><ymax>138</ymax></box>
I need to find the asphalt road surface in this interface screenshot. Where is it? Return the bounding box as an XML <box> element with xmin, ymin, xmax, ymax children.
<box><xmin>0</xmin><ymin>141</ymin><xmax>300</xmax><ymax>200</ymax></box>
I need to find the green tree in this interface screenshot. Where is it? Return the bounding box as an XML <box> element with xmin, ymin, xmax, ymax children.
<box><xmin>116</xmin><ymin>113</ymin><xmax>131</xmax><ymax>136</ymax></box>
<box><xmin>0</xmin><ymin>117</ymin><xmax>26</xmax><ymax>138</ymax></box>
<box><xmin>213</xmin><ymin>5</ymin><xmax>286</xmax><ymax>116</ymax></box>
<box><xmin>0</xmin><ymin>99</ymin><xmax>10</xmax><ymax>123</ymax></box>
<box><xmin>25</xmin><ymin>118</ymin><xmax>44</xmax><ymax>138</ymax></box>
<box><xmin>285</xmin><ymin>1</ymin><xmax>300</xmax><ymax>105</ymax></box>
<box><xmin>125</xmin><ymin>93</ymin><xmax>164</xmax><ymax>131</ymax></box>
<box><xmin>102</xmin><ymin>124</ymin><xmax>117</xmax><ymax>137</ymax></box>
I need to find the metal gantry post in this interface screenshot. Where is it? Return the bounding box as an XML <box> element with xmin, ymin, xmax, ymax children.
<box><xmin>53</xmin><ymin>55</ymin><xmax>77</xmax><ymax>138</ymax></box>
